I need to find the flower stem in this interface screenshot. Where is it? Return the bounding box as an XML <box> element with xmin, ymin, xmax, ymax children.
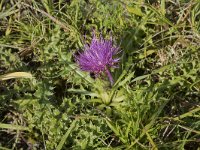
<box><xmin>105</xmin><ymin>67</ymin><xmax>114</xmax><ymax>86</ymax></box>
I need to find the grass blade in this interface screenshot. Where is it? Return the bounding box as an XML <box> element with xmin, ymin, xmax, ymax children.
<box><xmin>0</xmin><ymin>72</ymin><xmax>33</xmax><ymax>80</ymax></box>
<box><xmin>0</xmin><ymin>123</ymin><xmax>29</xmax><ymax>131</ymax></box>
<box><xmin>56</xmin><ymin>119</ymin><xmax>77</xmax><ymax>150</ymax></box>
<box><xmin>173</xmin><ymin>107</ymin><xmax>200</xmax><ymax>121</ymax></box>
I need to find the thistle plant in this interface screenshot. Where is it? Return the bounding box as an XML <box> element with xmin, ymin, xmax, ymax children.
<box><xmin>76</xmin><ymin>34</ymin><xmax>120</xmax><ymax>86</ymax></box>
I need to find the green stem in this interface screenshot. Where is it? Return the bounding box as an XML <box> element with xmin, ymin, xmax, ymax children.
<box><xmin>105</xmin><ymin>67</ymin><xmax>114</xmax><ymax>86</ymax></box>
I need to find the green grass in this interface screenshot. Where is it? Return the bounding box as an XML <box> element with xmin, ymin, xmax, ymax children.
<box><xmin>0</xmin><ymin>0</ymin><xmax>200</xmax><ymax>149</ymax></box>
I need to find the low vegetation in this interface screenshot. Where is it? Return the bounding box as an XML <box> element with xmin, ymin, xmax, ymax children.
<box><xmin>0</xmin><ymin>0</ymin><xmax>199</xmax><ymax>149</ymax></box>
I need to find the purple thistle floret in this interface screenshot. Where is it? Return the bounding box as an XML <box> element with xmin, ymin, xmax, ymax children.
<box><xmin>76</xmin><ymin>34</ymin><xmax>120</xmax><ymax>85</ymax></box>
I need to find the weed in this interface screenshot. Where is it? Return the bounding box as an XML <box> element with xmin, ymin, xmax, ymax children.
<box><xmin>0</xmin><ymin>0</ymin><xmax>199</xmax><ymax>149</ymax></box>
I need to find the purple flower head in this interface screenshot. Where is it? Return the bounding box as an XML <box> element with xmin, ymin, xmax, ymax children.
<box><xmin>76</xmin><ymin>34</ymin><xmax>120</xmax><ymax>85</ymax></box>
